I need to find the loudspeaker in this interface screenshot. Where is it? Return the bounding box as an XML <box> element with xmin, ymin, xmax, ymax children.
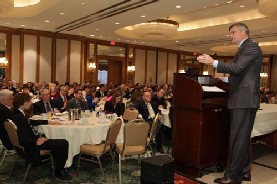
<box><xmin>140</xmin><ymin>155</ymin><xmax>174</xmax><ymax>184</ymax></box>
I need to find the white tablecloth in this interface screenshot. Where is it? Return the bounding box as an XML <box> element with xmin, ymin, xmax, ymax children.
<box><xmin>38</xmin><ymin>115</ymin><xmax>123</xmax><ymax>167</ymax></box>
<box><xmin>251</xmin><ymin>103</ymin><xmax>277</xmax><ymax>138</ymax></box>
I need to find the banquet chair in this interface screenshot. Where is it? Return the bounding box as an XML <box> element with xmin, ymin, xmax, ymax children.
<box><xmin>115</xmin><ymin>119</ymin><xmax>150</xmax><ymax>183</ymax></box>
<box><xmin>0</xmin><ymin>141</ymin><xmax>8</xmax><ymax>167</ymax></box>
<box><xmin>122</xmin><ymin>108</ymin><xmax>138</xmax><ymax>123</ymax></box>
<box><xmin>147</xmin><ymin>113</ymin><xmax>160</xmax><ymax>155</ymax></box>
<box><xmin>77</xmin><ymin>118</ymin><xmax>122</xmax><ymax>178</ymax></box>
<box><xmin>4</xmin><ymin>119</ymin><xmax>55</xmax><ymax>184</ymax></box>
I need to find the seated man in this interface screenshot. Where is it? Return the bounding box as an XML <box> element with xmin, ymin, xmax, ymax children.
<box><xmin>0</xmin><ymin>89</ymin><xmax>14</xmax><ymax>151</ymax></box>
<box><xmin>33</xmin><ymin>88</ymin><xmax>56</xmax><ymax>114</ymax></box>
<box><xmin>66</xmin><ymin>89</ymin><xmax>88</xmax><ymax>111</ymax></box>
<box><xmin>52</xmin><ymin>85</ymin><xmax>70</xmax><ymax>112</ymax></box>
<box><xmin>135</xmin><ymin>91</ymin><xmax>164</xmax><ymax>153</ymax></box>
<box><xmin>11</xmin><ymin>93</ymin><xmax>71</xmax><ymax>180</ymax></box>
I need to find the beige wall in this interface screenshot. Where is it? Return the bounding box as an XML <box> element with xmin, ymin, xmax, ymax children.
<box><xmin>55</xmin><ymin>39</ymin><xmax>68</xmax><ymax>83</ymax></box>
<box><xmin>70</xmin><ymin>40</ymin><xmax>81</xmax><ymax>83</ymax></box>
<box><xmin>168</xmin><ymin>53</ymin><xmax>177</xmax><ymax>85</ymax></box>
<box><xmin>147</xmin><ymin>50</ymin><xmax>156</xmax><ymax>84</ymax></box>
<box><xmin>157</xmin><ymin>51</ymin><xmax>167</xmax><ymax>85</ymax></box>
<box><xmin>23</xmin><ymin>35</ymin><xmax>37</xmax><ymax>83</ymax></box>
<box><xmin>39</xmin><ymin>36</ymin><xmax>52</xmax><ymax>82</ymax></box>
<box><xmin>135</xmin><ymin>49</ymin><xmax>146</xmax><ymax>84</ymax></box>
<box><xmin>11</xmin><ymin>35</ymin><xmax>20</xmax><ymax>82</ymax></box>
<box><xmin>270</xmin><ymin>56</ymin><xmax>277</xmax><ymax>90</ymax></box>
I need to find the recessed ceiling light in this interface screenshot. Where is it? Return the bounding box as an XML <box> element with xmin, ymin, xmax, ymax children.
<box><xmin>176</xmin><ymin>5</ymin><xmax>181</xmax><ymax>9</ymax></box>
<box><xmin>81</xmin><ymin>2</ymin><xmax>85</xmax><ymax>5</ymax></box>
<box><xmin>79</xmin><ymin>33</ymin><xmax>83</xmax><ymax>35</ymax></box>
<box><xmin>261</xmin><ymin>30</ymin><xmax>266</xmax><ymax>33</ymax></box>
<box><xmin>33</xmin><ymin>27</ymin><xmax>38</xmax><ymax>29</ymax></box>
<box><xmin>90</xmin><ymin>34</ymin><xmax>95</xmax><ymax>37</ymax></box>
<box><xmin>115</xmin><ymin>22</ymin><xmax>120</xmax><ymax>25</ymax></box>
<box><xmin>227</xmin><ymin>1</ymin><xmax>233</xmax><ymax>4</ymax></box>
<box><xmin>141</xmin><ymin>15</ymin><xmax>146</xmax><ymax>18</ymax></box>
<box><xmin>176</xmin><ymin>41</ymin><xmax>179</xmax><ymax>43</ymax></box>
<box><xmin>60</xmin><ymin>12</ymin><xmax>65</xmax><ymax>15</ymax></box>
<box><xmin>20</xmin><ymin>24</ymin><xmax>25</xmax><ymax>27</ymax></box>
<box><xmin>203</xmin><ymin>6</ymin><xmax>207</xmax><ymax>9</ymax></box>
<box><xmin>141</xmin><ymin>42</ymin><xmax>145</xmax><ymax>44</ymax></box>
<box><xmin>117</xmin><ymin>38</ymin><xmax>121</xmax><ymax>41</ymax></box>
<box><xmin>240</xmin><ymin>5</ymin><xmax>244</xmax><ymax>8</ymax></box>
<box><xmin>5</xmin><ymin>22</ymin><xmax>10</xmax><ymax>24</ymax></box>
<box><xmin>99</xmin><ymin>36</ymin><xmax>103</xmax><ymax>38</ymax></box>
<box><xmin>214</xmin><ymin>4</ymin><xmax>219</xmax><ymax>6</ymax></box>
<box><xmin>45</xmin><ymin>20</ymin><xmax>50</xmax><ymax>23</ymax></box>
<box><xmin>96</xmin><ymin>29</ymin><xmax>99</xmax><ymax>31</ymax></box>
<box><xmin>204</xmin><ymin>12</ymin><xmax>208</xmax><ymax>15</ymax></box>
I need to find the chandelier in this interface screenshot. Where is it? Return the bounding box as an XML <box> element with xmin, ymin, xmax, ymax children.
<box><xmin>132</xmin><ymin>19</ymin><xmax>179</xmax><ymax>40</ymax></box>
<box><xmin>14</xmin><ymin>0</ymin><xmax>41</xmax><ymax>7</ymax></box>
<box><xmin>0</xmin><ymin>57</ymin><xmax>8</xmax><ymax>67</ymax></box>
<box><xmin>257</xmin><ymin>0</ymin><xmax>277</xmax><ymax>19</ymax></box>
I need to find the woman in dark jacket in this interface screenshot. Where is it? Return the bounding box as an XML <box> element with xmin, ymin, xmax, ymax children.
<box><xmin>104</xmin><ymin>92</ymin><xmax>125</xmax><ymax>116</ymax></box>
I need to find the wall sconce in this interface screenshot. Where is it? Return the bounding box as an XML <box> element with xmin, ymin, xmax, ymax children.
<box><xmin>260</xmin><ymin>72</ymin><xmax>268</xmax><ymax>78</ymax></box>
<box><xmin>202</xmin><ymin>71</ymin><xmax>209</xmax><ymax>75</ymax></box>
<box><xmin>178</xmin><ymin>69</ymin><xmax>185</xmax><ymax>73</ymax></box>
<box><xmin>127</xmin><ymin>66</ymin><xmax>135</xmax><ymax>72</ymax></box>
<box><xmin>0</xmin><ymin>57</ymin><xmax>8</xmax><ymax>66</ymax></box>
<box><xmin>88</xmin><ymin>62</ymin><xmax>96</xmax><ymax>70</ymax></box>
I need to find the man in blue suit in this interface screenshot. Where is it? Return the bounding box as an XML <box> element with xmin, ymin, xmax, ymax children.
<box><xmin>198</xmin><ymin>23</ymin><xmax>262</xmax><ymax>184</ymax></box>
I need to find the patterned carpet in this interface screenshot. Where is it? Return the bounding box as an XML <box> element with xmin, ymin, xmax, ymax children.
<box><xmin>0</xmin><ymin>151</ymin><xmax>204</xmax><ymax>184</ymax></box>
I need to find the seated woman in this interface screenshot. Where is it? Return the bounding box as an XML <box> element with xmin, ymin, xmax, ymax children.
<box><xmin>104</xmin><ymin>92</ymin><xmax>125</xmax><ymax>117</ymax></box>
<box><xmin>11</xmin><ymin>93</ymin><xmax>71</xmax><ymax>180</ymax></box>
<box><xmin>86</xmin><ymin>90</ymin><xmax>99</xmax><ymax>111</ymax></box>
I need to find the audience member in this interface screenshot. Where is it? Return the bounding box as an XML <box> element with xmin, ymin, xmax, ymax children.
<box><xmin>11</xmin><ymin>93</ymin><xmax>71</xmax><ymax>180</ymax></box>
<box><xmin>66</xmin><ymin>89</ymin><xmax>88</xmax><ymax>111</ymax></box>
<box><xmin>104</xmin><ymin>92</ymin><xmax>125</xmax><ymax>116</ymax></box>
<box><xmin>33</xmin><ymin>88</ymin><xmax>55</xmax><ymax>114</ymax></box>
<box><xmin>0</xmin><ymin>89</ymin><xmax>14</xmax><ymax>151</ymax></box>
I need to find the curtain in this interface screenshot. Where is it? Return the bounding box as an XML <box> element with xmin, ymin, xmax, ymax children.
<box><xmin>98</xmin><ymin>70</ymin><xmax>107</xmax><ymax>84</ymax></box>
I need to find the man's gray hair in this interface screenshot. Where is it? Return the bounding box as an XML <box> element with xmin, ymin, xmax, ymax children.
<box><xmin>229</xmin><ymin>22</ymin><xmax>249</xmax><ymax>36</ymax></box>
<box><xmin>0</xmin><ymin>89</ymin><xmax>13</xmax><ymax>102</ymax></box>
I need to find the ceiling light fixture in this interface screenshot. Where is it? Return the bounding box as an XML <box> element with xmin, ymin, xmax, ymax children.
<box><xmin>14</xmin><ymin>0</ymin><xmax>41</xmax><ymax>7</ymax></box>
<box><xmin>257</xmin><ymin>0</ymin><xmax>277</xmax><ymax>20</ymax></box>
<box><xmin>132</xmin><ymin>19</ymin><xmax>179</xmax><ymax>40</ymax></box>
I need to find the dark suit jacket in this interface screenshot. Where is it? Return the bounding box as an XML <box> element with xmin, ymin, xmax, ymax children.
<box><xmin>95</xmin><ymin>90</ymin><xmax>107</xmax><ymax>98</ymax></box>
<box><xmin>33</xmin><ymin>100</ymin><xmax>55</xmax><ymax>114</ymax></box>
<box><xmin>0</xmin><ymin>103</ymin><xmax>14</xmax><ymax>149</ymax></box>
<box><xmin>52</xmin><ymin>95</ymin><xmax>70</xmax><ymax>112</ymax></box>
<box><xmin>104</xmin><ymin>101</ymin><xmax>125</xmax><ymax>116</ymax></box>
<box><xmin>134</xmin><ymin>99</ymin><xmax>158</xmax><ymax>122</ymax></box>
<box><xmin>217</xmin><ymin>39</ymin><xmax>262</xmax><ymax>109</ymax></box>
<box><xmin>66</xmin><ymin>98</ymin><xmax>88</xmax><ymax>111</ymax></box>
<box><xmin>11</xmin><ymin>109</ymin><xmax>40</xmax><ymax>165</ymax></box>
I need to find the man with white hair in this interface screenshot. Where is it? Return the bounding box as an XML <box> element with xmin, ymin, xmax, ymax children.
<box><xmin>0</xmin><ymin>89</ymin><xmax>14</xmax><ymax>151</ymax></box>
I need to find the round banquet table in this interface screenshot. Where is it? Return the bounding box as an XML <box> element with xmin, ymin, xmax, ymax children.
<box><xmin>37</xmin><ymin>115</ymin><xmax>123</xmax><ymax>167</ymax></box>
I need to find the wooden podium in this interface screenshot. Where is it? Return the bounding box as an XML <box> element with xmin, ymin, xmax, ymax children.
<box><xmin>172</xmin><ymin>73</ymin><xmax>230</xmax><ymax>177</ymax></box>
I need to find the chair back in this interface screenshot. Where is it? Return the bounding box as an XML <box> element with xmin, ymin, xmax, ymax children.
<box><xmin>4</xmin><ymin>119</ymin><xmax>23</xmax><ymax>149</ymax></box>
<box><xmin>122</xmin><ymin>108</ymin><xmax>138</xmax><ymax>122</ymax></box>
<box><xmin>149</xmin><ymin>113</ymin><xmax>160</xmax><ymax>141</ymax></box>
<box><xmin>106</xmin><ymin>118</ymin><xmax>122</xmax><ymax>145</ymax></box>
<box><xmin>124</xmin><ymin>120</ymin><xmax>150</xmax><ymax>146</ymax></box>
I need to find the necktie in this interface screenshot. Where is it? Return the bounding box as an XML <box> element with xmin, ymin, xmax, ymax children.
<box><xmin>46</xmin><ymin>102</ymin><xmax>52</xmax><ymax>112</ymax></box>
<box><xmin>147</xmin><ymin>102</ymin><xmax>156</xmax><ymax>119</ymax></box>
<box><xmin>63</xmin><ymin>96</ymin><xmax>67</xmax><ymax>103</ymax></box>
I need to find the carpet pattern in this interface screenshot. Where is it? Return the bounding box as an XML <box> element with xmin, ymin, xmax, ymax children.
<box><xmin>0</xmin><ymin>153</ymin><xmax>203</xmax><ymax>184</ymax></box>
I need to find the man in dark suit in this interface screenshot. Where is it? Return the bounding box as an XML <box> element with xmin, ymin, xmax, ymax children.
<box><xmin>52</xmin><ymin>85</ymin><xmax>69</xmax><ymax>112</ymax></box>
<box><xmin>135</xmin><ymin>91</ymin><xmax>165</xmax><ymax>153</ymax></box>
<box><xmin>33</xmin><ymin>88</ymin><xmax>55</xmax><ymax>114</ymax></box>
<box><xmin>66</xmin><ymin>89</ymin><xmax>88</xmax><ymax>111</ymax></box>
<box><xmin>0</xmin><ymin>89</ymin><xmax>14</xmax><ymax>151</ymax></box>
<box><xmin>198</xmin><ymin>23</ymin><xmax>262</xmax><ymax>184</ymax></box>
<box><xmin>11</xmin><ymin>93</ymin><xmax>71</xmax><ymax>180</ymax></box>
<box><xmin>95</xmin><ymin>84</ymin><xmax>107</xmax><ymax>98</ymax></box>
